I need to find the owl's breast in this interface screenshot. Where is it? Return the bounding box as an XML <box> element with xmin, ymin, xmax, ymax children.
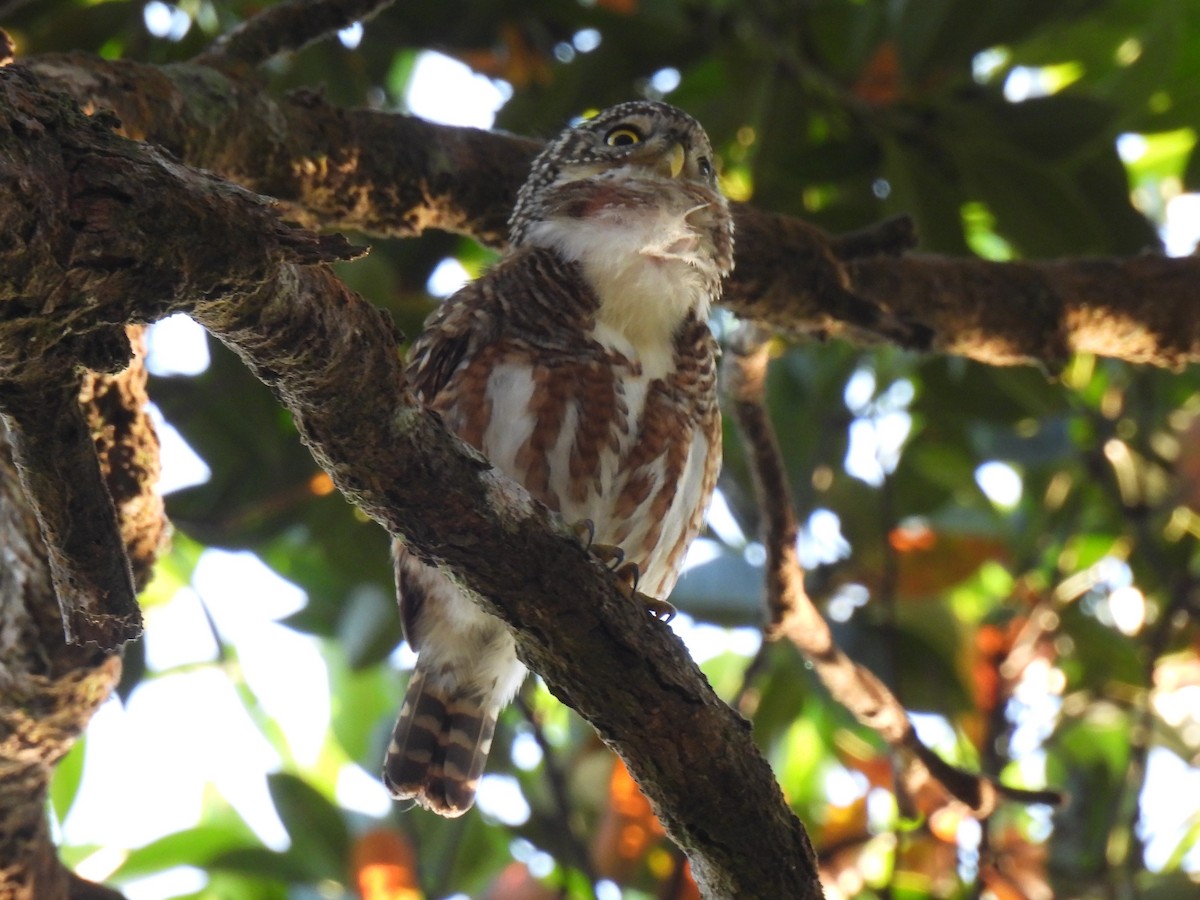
<box><xmin>522</xmin><ymin>178</ymin><xmax>727</xmax><ymax>356</ymax></box>
<box><xmin>462</xmin><ymin>326</ymin><xmax>718</xmax><ymax>600</ymax></box>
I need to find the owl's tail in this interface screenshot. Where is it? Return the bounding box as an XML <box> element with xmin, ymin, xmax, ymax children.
<box><xmin>383</xmin><ymin>665</ymin><xmax>499</xmax><ymax>818</ymax></box>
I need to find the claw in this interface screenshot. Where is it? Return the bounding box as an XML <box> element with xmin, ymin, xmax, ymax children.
<box><xmin>614</xmin><ymin>563</ymin><xmax>676</xmax><ymax>622</ymax></box>
<box><xmin>642</xmin><ymin>596</ymin><xmax>677</xmax><ymax>623</ymax></box>
<box><xmin>570</xmin><ymin>518</ymin><xmax>625</xmax><ymax>569</ymax></box>
<box><xmin>614</xmin><ymin>561</ymin><xmax>641</xmax><ymax>593</ymax></box>
<box><xmin>570</xmin><ymin>518</ymin><xmax>596</xmax><ymax>546</ymax></box>
<box><xmin>590</xmin><ymin>542</ymin><xmax>626</xmax><ymax>569</ymax></box>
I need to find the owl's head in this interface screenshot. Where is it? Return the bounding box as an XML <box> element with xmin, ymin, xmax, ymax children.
<box><xmin>509</xmin><ymin>101</ymin><xmax>723</xmax><ymax>246</ymax></box>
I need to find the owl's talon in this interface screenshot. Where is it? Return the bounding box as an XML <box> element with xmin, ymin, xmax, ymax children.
<box><xmin>592</xmin><ymin>542</ymin><xmax>625</xmax><ymax>569</ymax></box>
<box><xmin>611</xmin><ymin>563</ymin><xmax>673</xmax><ymax>620</ymax></box>
<box><xmin>569</xmin><ymin>519</ymin><xmax>626</xmax><ymax>568</ymax></box>
<box><xmin>570</xmin><ymin>518</ymin><xmax>597</xmax><ymax>546</ymax></box>
<box><xmin>614</xmin><ymin>561</ymin><xmax>641</xmax><ymax>593</ymax></box>
<box><xmin>642</xmin><ymin>595</ymin><xmax>677</xmax><ymax>623</ymax></box>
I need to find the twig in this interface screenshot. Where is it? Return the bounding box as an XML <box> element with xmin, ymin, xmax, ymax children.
<box><xmin>724</xmin><ymin>324</ymin><xmax>804</xmax><ymax>638</ymax></box>
<box><xmin>827</xmin><ymin>215</ymin><xmax>919</xmax><ymax>261</ymax></box>
<box><xmin>196</xmin><ymin>0</ymin><xmax>397</xmax><ymax>68</ymax></box>
<box><xmin>723</xmin><ymin>324</ymin><xmax>1065</xmax><ymax>817</ymax></box>
<box><xmin>731</xmin><ymin>638</ymin><xmax>772</xmax><ymax>717</ymax></box>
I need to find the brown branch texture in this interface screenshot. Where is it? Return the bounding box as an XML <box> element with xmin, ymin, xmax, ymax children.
<box><xmin>2</xmin><ymin>26</ymin><xmax>1193</xmax><ymax>899</ymax></box>
<box><xmin>724</xmin><ymin>328</ymin><xmax>1065</xmax><ymax>818</ymax></box>
<box><xmin>0</xmin><ymin>60</ymin><xmax>822</xmax><ymax>899</ymax></box>
<box><xmin>21</xmin><ymin>52</ymin><xmax>1200</xmax><ymax>367</ymax></box>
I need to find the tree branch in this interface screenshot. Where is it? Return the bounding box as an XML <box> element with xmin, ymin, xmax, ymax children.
<box><xmin>25</xmin><ymin>52</ymin><xmax>1200</xmax><ymax>367</ymax></box>
<box><xmin>1</xmin><ymin>58</ymin><xmax>822</xmax><ymax>900</ymax></box>
<box><xmin>195</xmin><ymin>0</ymin><xmax>398</xmax><ymax>68</ymax></box>
<box><xmin>723</xmin><ymin>326</ymin><xmax>1065</xmax><ymax>817</ymax></box>
<box><xmin>0</xmin><ymin>62</ymin><xmax>359</xmax><ymax>649</ymax></box>
<box><xmin>0</xmin><ymin>327</ymin><xmax>160</xmax><ymax>900</ymax></box>
<box><xmin>0</xmin><ymin>375</ymin><xmax>140</xmax><ymax>646</ymax></box>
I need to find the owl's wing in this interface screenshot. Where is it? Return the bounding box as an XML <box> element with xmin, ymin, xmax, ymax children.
<box><xmin>387</xmin><ymin>265</ymin><xmax>534</xmax><ymax>817</ymax></box>
<box><xmin>399</xmin><ymin>248</ymin><xmax>601</xmax><ymax>643</ymax></box>
<box><xmin>406</xmin><ymin>280</ymin><xmax>497</xmax><ymax>405</ymax></box>
<box><xmin>408</xmin><ymin>247</ymin><xmax>593</xmax><ymax>403</ymax></box>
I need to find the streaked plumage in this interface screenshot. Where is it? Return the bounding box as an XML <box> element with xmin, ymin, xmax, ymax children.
<box><xmin>385</xmin><ymin>101</ymin><xmax>734</xmax><ymax>816</ymax></box>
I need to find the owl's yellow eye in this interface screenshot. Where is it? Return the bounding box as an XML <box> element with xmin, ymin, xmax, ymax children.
<box><xmin>604</xmin><ymin>126</ymin><xmax>643</xmax><ymax>147</ymax></box>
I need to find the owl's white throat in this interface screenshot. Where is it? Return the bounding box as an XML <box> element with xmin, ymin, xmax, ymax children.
<box><xmin>525</xmin><ymin>203</ymin><xmax>715</xmax><ymax>373</ymax></box>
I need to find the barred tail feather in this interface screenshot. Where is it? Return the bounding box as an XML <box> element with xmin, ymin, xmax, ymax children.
<box><xmin>383</xmin><ymin>666</ymin><xmax>499</xmax><ymax>818</ymax></box>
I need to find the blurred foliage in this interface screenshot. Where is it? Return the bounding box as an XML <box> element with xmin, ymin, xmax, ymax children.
<box><xmin>13</xmin><ymin>0</ymin><xmax>1200</xmax><ymax>897</ymax></box>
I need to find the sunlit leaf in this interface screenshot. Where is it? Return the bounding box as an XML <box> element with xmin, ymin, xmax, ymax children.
<box><xmin>352</xmin><ymin>828</ymin><xmax>421</xmax><ymax>900</ymax></box>
<box><xmin>49</xmin><ymin>738</ymin><xmax>86</xmax><ymax>830</ymax></box>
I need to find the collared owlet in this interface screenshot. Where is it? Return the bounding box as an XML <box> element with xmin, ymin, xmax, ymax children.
<box><xmin>384</xmin><ymin>100</ymin><xmax>734</xmax><ymax>816</ymax></box>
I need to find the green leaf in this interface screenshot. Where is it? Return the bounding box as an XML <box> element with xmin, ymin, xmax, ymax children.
<box><xmin>114</xmin><ymin>826</ymin><xmax>261</xmax><ymax>881</ymax></box>
<box><xmin>954</xmin><ymin>136</ymin><xmax>1105</xmax><ymax>257</ymax></box>
<box><xmin>992</xmin><ymin>93</ymin><xmax>1116</xmax><ymax>161</ymax></box>
<box><xmin>266</xmin><ymin>773</ymin><xmax>350</xmax><ymax>881</ymax></box>
<box><xmin>893</xmin><ymin>0</ymin><xmax>961</xmax><ymax>81</ymax></box>
<box><xmin>209</xmin><ymin>846</ymin><xmax>317</xmax><ymax>884</ymax></box>
<box><xmin>1162</xmin><ymin>809</ymin><xmax>1200</xmax><ymax>872</ymax></box>
<box><xmin>175</xmin><ymin>870</ymin><xmax>289</xmax><ymax>900</ymax></box>
<box><xmin>326</xmin><ymin>643</ymin><xmax>403</xmax><ymax>766</ymax></box>
<box><xmin>49</xmin><ymin>738</ymin><xmax>86</xmax><ymax>829</ymax></box>
<box><xmin>895</xmin><ymin>0</ymin><xmax>1099</xmax><ymax>82</ymax></box>
<box><xmin>881</xmin><ymin>135</ymin><xmax>973</xmax><ymax>255</ymax></box>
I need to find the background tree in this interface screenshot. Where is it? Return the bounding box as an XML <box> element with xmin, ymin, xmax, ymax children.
<box><xmin>2</xmin><ymin>0</ymin><xmax>1199</xmax><ymax>898</ymax></box>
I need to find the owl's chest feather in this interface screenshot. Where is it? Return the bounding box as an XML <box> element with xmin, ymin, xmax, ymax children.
<box><xmin>524</xmin><ymin>205</ymin><xmax>715</xmax><ymax>377</ymax></box>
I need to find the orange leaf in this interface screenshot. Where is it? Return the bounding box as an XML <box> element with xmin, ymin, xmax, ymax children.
<box><xmin>819</xmin><ymin>796</ymin><xmax>869</xmax><ymax>848</ymax></box>
<box><xmin>597</xmin><ymin>0</ymin><xmax>639</xmax><ymax>12</ymax></box>
<box><xmin>457</xmin><ymin>23</ymin><xmax>553</xmax><ymax>88</ymax></box>
<box><xmin>853</xmin><ymin>41</ymin><xmax>903</xmax><ymax>105</ymax></box>
<box><xmin>352</xmin><ymin>829</ymin><xmax>421</xmax><ymax>900</ymax></box>
<box><xmin>928</xmin><ymin>806</ymin><xmax>963</xmax><ymax>844</ymax></box>
<box><xmin>593</xmin><ymin>758</ymin><xmax>666</xmax><ymax>881</ymax></box>
<box><xmin>888</xmin><ymin>524</ymin><xmax>1010</xmax><ymax>599</ymax></box>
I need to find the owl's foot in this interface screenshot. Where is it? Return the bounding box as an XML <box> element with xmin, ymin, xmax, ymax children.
<box><xmin>614</xmin><ymin>561</ymin><xmax>677</xmax><ymax>623</ymax></box>
<box><xmin>571</xmin><ymin>521</ymin><xmax>674</xmax><ymax>620</ymax></box>
<box><xmin>570</xmin><ymin>519</ymin><xmax>625</xmax><ymax>569</ymax></box>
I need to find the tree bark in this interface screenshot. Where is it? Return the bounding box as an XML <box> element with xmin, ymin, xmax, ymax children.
<box><xmin>0</xmin><ymin>327</ymin><xmax>162</xmax><ymax>900</ymax></box>
<box><xmin>0</xmin><ymin>61</ymin><xmax>823</xmax><ymax>898</ymax></box>
<box><xmin>4</xmin><ymin>28</ymin><xmax>1196</xmax><ymax>900</ymax></box>
<box><xmin>24</xmin><ymin>51</ymin><xmax>1200</xmax><ymax>368</ymax></box>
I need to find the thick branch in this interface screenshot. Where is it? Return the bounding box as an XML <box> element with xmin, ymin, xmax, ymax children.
<box><xmin>188</xmin><ymin>244</ymin><xmax>824</xmax><ymax>900</ymax></box>
<box><xmin>848</xmin><ymin>254</ymin><xmax>1200</xmax><ymax>368</ymax></box>
<box><xmin>2</xmin><ymin>55</ymin><xmax>821</xmax><ymax>900</ymax></box>
<box><xmin>21</xmin><ymin>54</ymin><xmax>539</xmax><ymax>247</ymax></box>
<box><xmin>27</xmin><ymin>53</ymin><xmax>1200</xmax><ymax>367</ymax></box>
<box><xmin>0</xmin><ymin>343</ymin><xmax>159</xmax><ymax>900</ymax></box>
<box><xmin>0</xmin><ymin>62</ymin><xmax>357</xmax><ymax>649</ymax></box>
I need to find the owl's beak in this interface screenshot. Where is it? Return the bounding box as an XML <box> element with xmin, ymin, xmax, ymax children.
<box><xmin>655</xmin><ymin>142</ymin><xmax>687</xmax><ymax>179</ymax></box>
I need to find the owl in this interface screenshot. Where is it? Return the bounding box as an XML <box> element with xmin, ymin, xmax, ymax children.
<box><xmin>384</xmin><ymin>100</ymin><xmax>734</xmax><ymax>816</ymax></box>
